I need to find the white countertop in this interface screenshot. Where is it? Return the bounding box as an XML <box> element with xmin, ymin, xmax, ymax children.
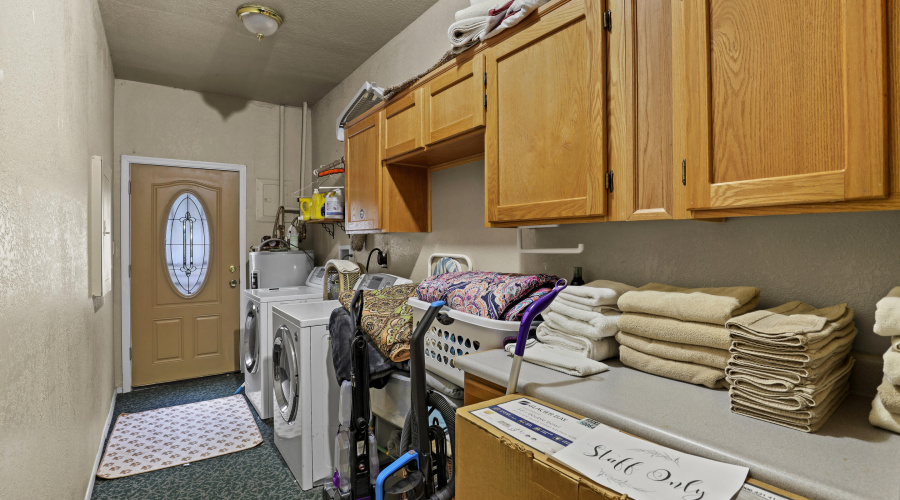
<box><xmin>455</xmin><ymin>349</ymin><xmax>900</xmax><ymax>500</ymax></box>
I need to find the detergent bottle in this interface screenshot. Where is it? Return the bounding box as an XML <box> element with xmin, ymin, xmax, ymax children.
<box><xmin>324</xmin><ymin>188</ymin><xmax>344</xmax><ymax>220</ymax></box>
<box><xmin>310</xmin><ymin>189</ymin><xmax>325</xmax><ymax>220</ymax></box>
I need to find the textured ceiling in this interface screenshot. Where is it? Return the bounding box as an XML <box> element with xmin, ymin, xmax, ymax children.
<box><xmin>98</xmin><ymin>0</ymin><xmax>440</xmax><ymax>106</ymax></box>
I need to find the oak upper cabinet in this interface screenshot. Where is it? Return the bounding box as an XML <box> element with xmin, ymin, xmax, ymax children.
<box><xmin>484</xmin><ymin>0</ymin><xmax>607</xmax><ymax>225</ymax></box>
<box><xmin>608</xmin><ymin>0</ymin><xmax>688</xmax><ymax>221</ymax></box>
<box><xmin>683</xmin><ymin>0</ymin><xmax>889</xmax><ymax>211</ymax></box>
<box><xmin>423</xmin><ymin>54</ymin><xmax>486</xmax><ymax>145</ymax></box>
<box><xmin>345</xmin><ymin>111</ymin><xmax>382</xmax><ymax>232</ymax></box>
<box><xmin>382</xmin><ymin>87</ymin><xmax>425</xmax><ymax>159</ymax></box>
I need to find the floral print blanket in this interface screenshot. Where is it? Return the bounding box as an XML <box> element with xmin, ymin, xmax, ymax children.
<box><xmin>339</xmin><ymin>284</ymin><xmax>418</xmax><ymax>362</ymax></box>
<box><xmin>415</xmin><ymin>271</ymin><xmax>561</xmax><ymax>321</ymax></box>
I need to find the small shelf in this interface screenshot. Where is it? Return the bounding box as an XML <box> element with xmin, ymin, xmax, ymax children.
<box><xmin>304</xmin><ymin>218</ymin><xmax>344</xmax><ymax>238</ymax></box>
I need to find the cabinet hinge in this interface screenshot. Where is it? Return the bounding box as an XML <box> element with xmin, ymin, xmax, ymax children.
<box><xmin>484</xmin><ymin>94</ymin><xmax>487</xmax><ymax>108</ymax></box>
<box><xmin>681</xmin><ymin>159</ymin><xmax>687</xmax><ymax>186</ymax></box>
<box><xmin>483</xmin><ymin>71</ymin><xmax>487</xmax><ymax>85</ymax></box>
<box><xmin>603</xmin><ymin>10</ymin><xmax>612</xmax><ymax>32</ymax></box>
<box><xmin>605</xmin><ymin>170</ymin><xmax>614</xmax><ymax>192</ymax></box>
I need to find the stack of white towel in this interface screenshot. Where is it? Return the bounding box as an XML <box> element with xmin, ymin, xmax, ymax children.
<box><xmin>505</xmin><ymin>280</ymin><xmax>634</xmax><ymax>376</ymax></box>
<box><xmin>449</xmin><ymin>0</ymin><xmax>551</xmax><ymax>50</ymax></box>
<box><xmin>870</xmin><ymin>287</ymin><xmax>900</xmax><ymax>433</ymax></box>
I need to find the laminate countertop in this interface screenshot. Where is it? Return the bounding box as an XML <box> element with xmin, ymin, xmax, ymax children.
<box><xmin>454</xmin><ymin>349</ymin><xmax>900</xmax><ymax>500</ymax></box>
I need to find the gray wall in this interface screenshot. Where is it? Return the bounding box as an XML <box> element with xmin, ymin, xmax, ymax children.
<box><xmin>310</xmin><ymin>0</ymin><xmax>899</xmax><ymax>360</ymax></box>
<box><xmin>112</xmin><ymin>80</ymin><xmax>311</xmax><ymax>386</ymax></box>
<box><xmin>0</xmin><ymin>0</ymin><xmax>116</xmax><ymax>498</ymax></box>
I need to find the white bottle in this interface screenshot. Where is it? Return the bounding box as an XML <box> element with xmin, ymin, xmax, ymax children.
<box><xmin>288</xmin><ymin>225</ymin><xmax>299</xmax><ymax>249</ymax></box>
<box><xmin>324</xmin><ymin>188</ymin><xmax>345</xmax><ymax>220</ymax></box>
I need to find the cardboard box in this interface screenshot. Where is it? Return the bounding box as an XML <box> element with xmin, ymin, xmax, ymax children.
<box><xmin>455</xmin><ymin>394</ymin><xmax>627</xmax><ymax>500</ymax></box>
<box><xmin>455</xmin><ymin>394</ymin><xmax>807</xmax><ymax>500</ymax></box>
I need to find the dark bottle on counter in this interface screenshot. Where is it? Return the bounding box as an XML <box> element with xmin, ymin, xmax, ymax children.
<box><xmin>571</xmin><ymin>267</ymin><xmax>585</xmax><ymax>286</ymax></box>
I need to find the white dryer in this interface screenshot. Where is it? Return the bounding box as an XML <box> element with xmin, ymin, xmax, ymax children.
<box><xmin>272</xmin><ymin>301</ymin><xmax>342</xmax><ymax>491</ymax></box>
<box><xmin>241</xmin><ymin>286</ymin><xmax>323</xmax><ymax>419</ymax></box>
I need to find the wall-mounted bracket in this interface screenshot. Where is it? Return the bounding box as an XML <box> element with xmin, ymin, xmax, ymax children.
<box><xmin>516</xmin><ymin>225</ymin><xmax>584</xmax><ymax>254</ymax></box>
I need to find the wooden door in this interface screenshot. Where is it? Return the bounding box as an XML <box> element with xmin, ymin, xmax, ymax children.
<box><xmin>608</xmin><ymin>0</ymin><xmax>685</xmax><ymax>221</ymax></box>
<box><xmin>382</xmin><ymin>88</ymin><xmax>425</xmax><ymax>159</ymax></box>
<box><xmin>345</xmin><ymin>111</ymin><xmax>383</xmax><ymax>232</ymax></box>
<box><xmin>423</xmin><ymin>54</ymin><xmax>485</xmax><ymax>145</ymax></box>
<box><xmin>131</xmin><ymin>164</ymin><xmax>240</xmax><ymax>386</ymax></box>
<box><xmin>683</xmin><ymin>0</ymin><xmax>889</xmax><ymax>210</ymax></box>
<box><xmin>485</xmin><ymin>0</ymin><xmax>607</xmax><ymax>225</ymax></box>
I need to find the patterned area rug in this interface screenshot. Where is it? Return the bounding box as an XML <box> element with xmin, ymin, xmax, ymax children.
<box><xmin>97</xmin><ymin>395</ymin><xmax>263</xmax><ymax>479</ymax></box>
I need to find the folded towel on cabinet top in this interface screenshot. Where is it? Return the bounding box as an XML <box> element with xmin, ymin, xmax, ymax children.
<box><xmin>536</xmin><ymin>323</ymin><xmax>619</xmax><ymax>361</ymax></box>
<box><xmin>504</xmin><ymin>339</ymin><xmax>609</xmax><ymax>377</ymax></box>
<box><xmin>615</xmin><ymin>331</ymin><xmax>730</xmax><ymax>370</ymax></box>
<box><xmin>727</xmin><ymin>302</ymin><xmax>854</xmax><ymax>348</ymax></box>
<box><xmin>877</xmin><ymin>376</ymin><xmax>900</xmax><ymax>414</ymax></box>
<box><xmin>885</xmin><ymin>349</ymin><xmax>900</xmax><ymax>386</ymax></box>
<box><xmin>557</xmin><ymin>279</ymin><xmax>636</xmax><ymax>307</ymax></box>
<box><xmin>618</xmin><ymin>283</ymin><xmax>760</xmax><ymax>325</ymax></box>
<box><xmin>870</xmin><ymin>395</ymin><xmax>900</xmax><ymax>433</ymax></box>
<box><xmin>543</xmin><ymin>310</ymin><xmax>619</xmax><ymax>340</ymax></box>
<box><xmin>617</xmin><ymin>313</ymin><xmax>732</xmax><ymax>350</ymax></box>
<box><xmin>619</xmin><ymin>346</ymin><xmax>728</xmax><ymax>389</ymax></box>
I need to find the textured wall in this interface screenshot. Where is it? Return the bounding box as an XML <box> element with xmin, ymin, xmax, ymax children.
<box><xmin>0</xmin><ymin>1</ymin><xmax>116</xmax><ymax>498</ymax></box>
<box><xmin>112</xmin><ymin>80</ymin><xmax>311</xmax><ymax>386</ymax></box>
<box><xmin>309</xmin><ymin>0</ymin><xmax>899</xmax><ymax>360</ymax></box>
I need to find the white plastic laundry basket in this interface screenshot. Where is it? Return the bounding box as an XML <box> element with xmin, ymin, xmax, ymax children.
<box><xmin>408</xmin><ymin>298</ymin><xmax>523</xmax><ymax>387</ymax></box>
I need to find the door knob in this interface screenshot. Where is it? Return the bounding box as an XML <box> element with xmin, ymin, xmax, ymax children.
<box><xmin>230</xmin><ymin>279</ymin><xmax>238</xmax><ymax>288</ymax></box>
<box><xmin>229</xmin><ymin>265</ymin><xmax>236</xmax><ymax>273</ymax></box>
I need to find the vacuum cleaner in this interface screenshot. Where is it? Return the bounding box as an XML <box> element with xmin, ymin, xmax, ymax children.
<box><xmin>326</xmin><ymin>292</ymin><xmax>457</xmax><ymax>500</ymax></box>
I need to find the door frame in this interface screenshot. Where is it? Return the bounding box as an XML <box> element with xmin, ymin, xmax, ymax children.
<box><xmin>120</xmin><ymin>155</ymin><xmax>247</xmax><ymax>393</ymax></box>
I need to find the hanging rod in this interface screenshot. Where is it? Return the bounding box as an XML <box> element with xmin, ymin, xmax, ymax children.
<box><xmin>315</xmin><ymin>157</ymin><xmax>345</xmax><ymax>177</ymax></box>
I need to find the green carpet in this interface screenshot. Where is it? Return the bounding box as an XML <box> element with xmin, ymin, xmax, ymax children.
<box><xmin>92</xmin><ymin>373</ymin><xmax>323</xmax><ymax>500</ymax></box>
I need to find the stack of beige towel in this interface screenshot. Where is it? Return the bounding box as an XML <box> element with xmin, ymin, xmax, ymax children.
<box><xmin>870</xmin><ymin>287</ymin><xmax>900</xmax><ymax>433</ymax></box>
<box><xmin>506</xmin><ymin>280</ymin><xmax>634</xmax><ymax>377</ymax></box>
<box><xmin>726</xmin><ymin>302</ymin><xmax>857</xmax><ymax>433</ymax></box>
<box><xmin>615</xmin><ymin>284</ymin><xmax>760</xmax><ymax>389</ymax></box>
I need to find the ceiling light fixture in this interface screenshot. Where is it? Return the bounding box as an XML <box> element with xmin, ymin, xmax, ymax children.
<box><xmin>236</xmin><ymin>4</ymin><xmax>283</xmax><ymax>40</ymax></box>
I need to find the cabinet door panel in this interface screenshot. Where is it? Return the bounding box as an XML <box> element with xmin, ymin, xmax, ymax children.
<box><xmin>425</xmin><ymin>55</ymin><xmax>485</xmax><ymax>145</ymax></box>
<box><xmin>485</xmin><ymin>0</ymin><xmax>606</xmax><ymax>224</ymax></box>
<box><xmin>608</xmin><ymin>0</ymin><xmax>680</xmax><ymax>221</ymax></box>
<box><xmin>684</xmin><ymin>0</ymin><xmax>888</xmax><ymax>210</ymax></box>
<box><xmin>383</xmin><ymin>88</ymin><xmax>425</xmax><ymax>159</ymax></box>
<box><xmin>345</xmin><ymin>112</ymin><xmax>382</xmax><ymax>231</ymax></box>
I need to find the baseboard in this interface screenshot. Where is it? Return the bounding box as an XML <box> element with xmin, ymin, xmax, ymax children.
<box><xmin>85</xmin><ymin>389</ymin><xmax>117</xmax><ymax>500</ymax></box>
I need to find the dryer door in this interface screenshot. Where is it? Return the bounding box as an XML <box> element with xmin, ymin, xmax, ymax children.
<box><xmin>244</xmin><ymin>303</ymin><xmax>260</xmax><ymax>374</ymax></box>
<box><xmin>273</xmin><ymin>326</ymin><xmax>300</xmax><ymax>423</ymax></box>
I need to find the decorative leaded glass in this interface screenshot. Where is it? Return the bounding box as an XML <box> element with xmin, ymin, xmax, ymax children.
<box><xmin>165</xmin><ymin>192</ymin><xmax>210</xmax><ymax>296</ymax></box>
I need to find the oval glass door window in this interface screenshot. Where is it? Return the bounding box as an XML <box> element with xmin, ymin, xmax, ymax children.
<box><xmin>165</xmin><ymin>192</ymin><xmax>210</xmax><ymax>296</ymax></box>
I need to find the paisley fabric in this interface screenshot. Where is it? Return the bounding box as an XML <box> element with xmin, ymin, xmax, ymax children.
<box><xmin>339</xmin><ymin>283</ymin><xmax>418</xmax><ymax>362</ymax></box>
<box><xmin>415</xmin><ymin>271</ymin><xmax>561</xmax><ymax>321</ymax></box>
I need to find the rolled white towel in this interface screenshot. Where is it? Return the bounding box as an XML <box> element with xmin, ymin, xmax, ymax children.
<box><xmin>537</xmin><ymin>323</ymin><xmax>619</xmax><ymax>361</ymax></box>
<box><xmin>505</xmin><ymin>339</ymin><xmax>609</xmax><ymax>377</ymax></box>
<box><xmin>482</xmin><ymin>0</ymin><xmax>553</xmax><ymax>40</ymax></box>
<box><xmin>875</xmin><ymin>287</ymin><xmax>900</xmax><ymax>337</ymax></box>
<box><xmin>448</xmin><ymin>16</ymin><xmax>490</xmax><ymax>47</ymax></box>
<box><xmin>559</xmin><ymin>280</ymin><xmax>636</xmax><ymax>307</ymax></box>
<box><xmin>544</xmin><ymin>310</ymin><xmax>619</xmax><ymax>340</ymax></box>
<box><xmin>455</xmin><ymin>0</ymin><xmax>498</xmax><ymax>21</ymax></box>
<box><xmin>549</xmin><ymin>300</ymin><xmax>620</xmax><ymax>324</ymax></box>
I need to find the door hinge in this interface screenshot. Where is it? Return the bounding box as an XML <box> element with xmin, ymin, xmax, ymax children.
<box><xmin>128</xmin><ymin>264</ymin><xmax>131</xmax><ymax>278</ymax></box>
<box><xmin>681</xmin><ymin>159</ymin><xmax>687</xmax><ymax>185</ymax></box>
<box><xmin>483</xmin><ymin>71</ymin><xmax>487</xmax><ymax>85</ymax></box>
<box><xmin>605</xmin><ymin>170</ymin><xmax>614</xmax><ymax>192</ymax></box>
<box><xmin>603</xmin><ymin>10</ymin><xmax>612</xmax><ymax>32</ymax></box>
<box><xmin>484</xmin><ymin>94</ymin><xmax>487</xmax><ymax>108</ymax></box>
<box><xmin>128</xmin><ymin>181</ymin><xmax>132</xmax><ymax>194</ymax></box>
<box><xmin>129</xmin><ymin>347</ymin><xmax>132</xmax><ymax>360</ymax></box>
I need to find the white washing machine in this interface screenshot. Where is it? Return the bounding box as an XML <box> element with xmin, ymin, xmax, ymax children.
<box><xmin>272</xmin><ymin>301</ymin><xmax>342</xmax><ymax>491</ymax></box>
<box><xmin>241</xmin><ymin>286</ymin><xmax>323</xmax><ymax>419</ymax></box>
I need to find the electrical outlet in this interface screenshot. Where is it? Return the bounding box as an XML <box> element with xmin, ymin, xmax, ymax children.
<box><xmin>377</xmin><ymin>250</ymin><xmax>388</xmax><ymax>268</ymax></box>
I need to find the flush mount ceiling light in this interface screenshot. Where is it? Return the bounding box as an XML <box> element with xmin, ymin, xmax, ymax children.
<box><xmin>236</xmin><ymin>4</ymin><xmax>283</xmax><ymax>40</ymax></box>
